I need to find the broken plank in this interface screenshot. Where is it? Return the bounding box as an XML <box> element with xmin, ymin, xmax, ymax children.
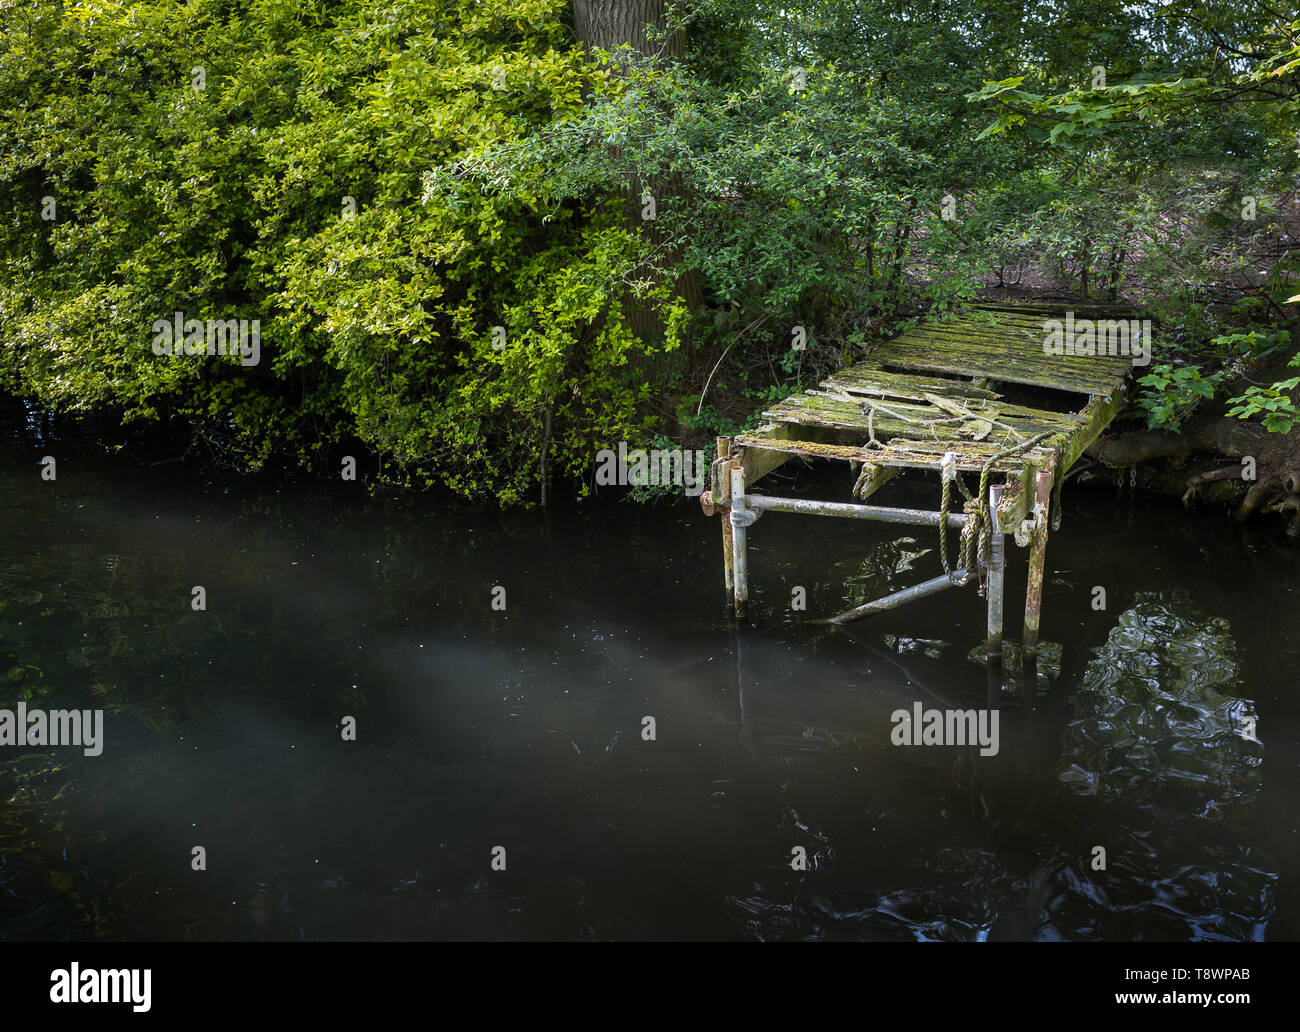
<box><xmin>823</xmin><ymin>366</ymin><xmax>1002</xmax><ymax>402</ymax></box>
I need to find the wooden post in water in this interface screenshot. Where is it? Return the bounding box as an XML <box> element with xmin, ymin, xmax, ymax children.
<box><xmin>986</xmin><ymin>483</ymin><xmax>1005</xmax><ymax>665</ymax></box>
<box><xmin>1023</xmin><ymin>468</ymin><xmax>1054</xmax><ymax>658</ymax></box>
<box><xmin>717</xmin><ymin>437</ymin><xmax>734</xmax><ymax>592</ymax></box>
<box><xmin>729</xmin><ymin>464</ymin><xmax>749</xmax><ymax>617</ymax></box>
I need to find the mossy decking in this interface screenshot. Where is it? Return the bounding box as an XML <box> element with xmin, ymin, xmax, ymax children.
<box><xmin>701</xmin><ymin>298</ymin><xmax>1140</xmax><ymax>664</ymax></box>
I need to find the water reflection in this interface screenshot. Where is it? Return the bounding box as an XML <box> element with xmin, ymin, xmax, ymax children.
<box><xmin>1048</xmin><ymin>594</ymin><xmax>1273</xmax><ymax>941</ymax></box>
<box><xmin>717</xmin><ymin>590</ymin><xmax>1277</xmax><ymax>941</ymax></box>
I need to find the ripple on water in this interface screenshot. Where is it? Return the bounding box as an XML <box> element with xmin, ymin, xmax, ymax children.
<box><xmin>1050</xmin><ymin>593</ymin><xmax>1273</xmax><ymax>939</ymax></box>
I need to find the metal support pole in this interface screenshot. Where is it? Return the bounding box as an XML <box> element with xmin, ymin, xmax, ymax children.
<box><xmin>717</xmin><ymin>438</ymin><xmax>733</xmax><ymax>592</ymax></box>
<box><xmin>1023</xmin><ymin>468</ymin><xmax>1054</xmax><ymax>658</ymax></box>
<box><xmin>810</xmin><ymin>571</ymin><xmax>967</xmax><ymax>626</ymax></box>
<box><xmin>987</xmin><ymin>484</ymin><xmax>1005</xmax><ymax>665</ymax></box>
<box><xmin>729</xmin><ymin>465</ymin><xmax>749</xmax><ymax>618</ymax></box>
<box><xmin>747</xmin><ymin>493</ymin><xmax>968</xmax><ymax>528</ymax></box>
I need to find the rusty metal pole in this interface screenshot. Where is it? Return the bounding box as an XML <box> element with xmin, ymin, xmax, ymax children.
<box><xmin>1023</xmin><ymin>468</ymin><xmax>1054</xmax><ymax>658</ymax></box>
<box><xmin>729</xmin><ymin>464</ymin><xmax>750</xmax><ymax>618</ymax></box>
<box><xmin>987</xmin><ymin>483</ymin><xmax>1005</xmax><ymax>665</ymax></box>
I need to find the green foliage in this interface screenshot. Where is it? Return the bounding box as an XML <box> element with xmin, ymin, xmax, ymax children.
<box><xmin>964</xmin><ymin>0</ymin><xmax>1298</xmax><ymax>307</ymax></box>
<box><xmin>1213</xmin><ymin>329</ymin><xmax>1292</xmax><ymax>363</ymax></box>
<box><xmin>3</xmin><ymin>0</ymin><xmax>1299</xmax><ymax>504</ymax></box>
<box><xmin>475</xmin><ymin>0</ymin><xmax>1034</xmax><ymax>354</ymax></box>
<box><xmin>0</xmin><ymin>0</ymin><xmax>666</xmax><ymax>504</ymax></box>
<box><xmin>1136</xmin><ymin>364</ymin><xmax>1221</xmax><ymax>431</ymax></box>
<box><xmin>968</xmin><ymin>3</ymin><xmax>1300</xmax><ymax>144</ymax></box>
<box><xmin>1226</xmin><ymin>351</ymin><xmax>1300</xmax><ymax>434</ymax></box>
<box><xmin>1225</xmin><ymin>384</ymin><xmax>1300</xmax><ymax>434</ymax></box>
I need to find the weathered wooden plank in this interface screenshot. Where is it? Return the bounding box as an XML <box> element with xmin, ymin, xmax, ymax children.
<box><xmin>994</xmin><ymin>463</ymin><xmax>1035</xmax><ymax>528</ymax></box>
<box><xmin>765</xmin><ymin>391</ymin><xmax>1079</xmax><ymax>441</ymax></box>
<box><xmin>1057</xmin><ymin>384</ymin><xmax>1127</xmax><ymax>474</ymax></box>
<box><xmin>733</xmin><ymin>433</ymin><xmax>889</xmax><ymax>464</ymax></box>
<box><xmin>737</xmin><ymin>422</ymin><xmax>798</xmax><ymax>488</ymax></box>
<box><xmin>894</xmin><ymin>325</ymin><xmax>1137</xmax><ymax>372</ymax></box>
<box><xmin>969</xmin><ymin>300</ymin><xmax>1146</xmax><ymax>317</ymax></box>
<box><xmin>886</xmin><ymin>322</ymin><xmax>1116</xmax><ymax>348</ymax></box>
<box><xmin>885</xmin><ymin>324</ymin><xmax>1135</xmax><ymax>367</ymax></box>
<box><xmin>853</xmin><ymin>462</ymin><xmax>898</xmax><ymax>501</ymax></box>
<box><xmin>870</xmin><ymin>347</ymin><xmax>1128</xmax><ymax>395</ymax></box>
<box><xmin>822</xmin><ymin>366</ymin><xmax>1002</xmax><ymax>402</ymax></box>
<box><xmin>905</xmin><ymin>319</ymin><xmax>1048</xmax><ymax>337</ymax></box>
<box><xmin>884</xmin><ymin>438</ymin><xmax>1060</xmax><ymax>472</ymax></box>
<box><xmin>791</xmin><ymin>387</ymin><xmax>1082</xmax><ymax>424</ymax></box>
<box><xmin>732</xmin><ymin>430</ymin><xmax>1046</xmax><ymax>475</ymax></box>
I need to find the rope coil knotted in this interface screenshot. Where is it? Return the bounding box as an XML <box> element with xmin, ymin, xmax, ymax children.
<box><xmin>936</xmin><ymin>432</ymin><xmax>1058</xmax><ymax>591</ymax></box>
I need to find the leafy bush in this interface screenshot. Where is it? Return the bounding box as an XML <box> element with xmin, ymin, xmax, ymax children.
<box><xmin>0</xmin><ymin>0</ymin><xmax>670</xmax><ymax>504</ymax></box>
<box><xmin>1137</xmin><ymin>364</ymin><xmax>1221</xmax><ymax>430</ymax></box>
<box><xmin>1226</xmin><ymin>350</ymin><xmax>1300</xmax><ymax>434</ymax></box>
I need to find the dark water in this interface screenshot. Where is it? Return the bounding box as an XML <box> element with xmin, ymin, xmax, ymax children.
<box><xmin>2</xmin><ymin>400</ymin><xmax>1298</xmax><ymax>940</ymax></box>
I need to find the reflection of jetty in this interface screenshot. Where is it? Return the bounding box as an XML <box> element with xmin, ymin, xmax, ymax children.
<box><xmin>701</xmin><ymin>299</ymin><xmax>1138</xmax><ymax>662</ymax></box>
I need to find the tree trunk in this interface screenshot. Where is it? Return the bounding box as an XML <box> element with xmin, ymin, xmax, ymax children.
<box><xmin>1106</xmin><ymin>223</ymin><xmax>1131</xmax><ymax>300</ymax></box>
<box><xmin>573</xmin><ymin>0</ymin><xmax>701</xmax><ymax>348</ymax></box>
<box><xmin>574</xmin><ymin>0</ymin><xmax>684</xmax><ymax>62</ymax></box>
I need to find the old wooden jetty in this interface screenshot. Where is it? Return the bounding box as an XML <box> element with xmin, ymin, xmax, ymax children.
<box><xmin>699</xmin><ymin>298</ymin><xmax>1139</xmax><ymax>662</ymax></box>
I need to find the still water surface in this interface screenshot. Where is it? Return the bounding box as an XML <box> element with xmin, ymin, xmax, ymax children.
<box><xmin>2</xmin><ymin>400</ymin><xmax>1298</xmax><ymax>940</ymax></box>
